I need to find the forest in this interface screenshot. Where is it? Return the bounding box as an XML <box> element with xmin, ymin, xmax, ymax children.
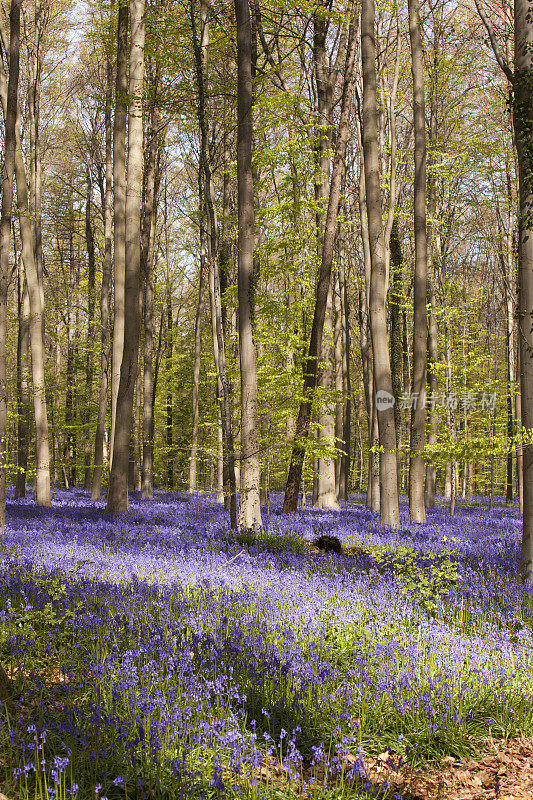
<box><xmin>0</xmin><ymin>0</ymin><xmax>532</xmax><ymax>796</ymax></box>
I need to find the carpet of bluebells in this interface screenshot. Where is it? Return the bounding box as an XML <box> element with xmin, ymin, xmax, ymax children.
<box><xmin>1</xmin><ymin>487</ymin><xmax>533</xmax><ymax>800</ymax></box>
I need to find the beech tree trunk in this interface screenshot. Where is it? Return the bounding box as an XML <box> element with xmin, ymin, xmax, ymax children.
<box><xmin>84</xmin><ymin>170</ymin><xmax>96</xmax><ymax>490</ymax></box>
<box><xmin>313</xmin><ymin>4</ymin><xmax>340</xmax><ymax>512</ymax></box>
<box><xmin>389</xmin><ymin>218</ymin><xmax>403</xmax><ymax>494</ymax></box>
<box><xmin>316</xmin><ymin>286</ymin><xmax>339</xmax><ymax>509</ymax></box>
<box><xmin>517</xmin><ymin>343</ymin><xmax>524</xmax><ymax>511</ymax></box>
<box><xmin>189</xmin><ymin>0</ymin><xmax>209</xmax><ymax>494</ymax></box>
<box><xmin>514</xmin><ymin>0</ymin><xmax>533</xmax><ymax>576</ymax></box>
<box><xmin>92</xmin><ymin>53</ymin><xmax>113</xmax><ymax>500</ymax></box>
<box><xmin>207</xmin><ymin>228</ymin><xmax>238</xmax><ymax>525</ymax></box>
<box><xmin>361</xmin><ymin>0</ymin><xmax>399</xmax><ymax>527</ymax></box>
<box><xmin>0</xmin><ymin>0</ymin><xmax>21</xmax><ymax>527</ymax></box>
<box><xmin>109</xmin><ymin>0</ymin><xmax>128</xmax><ymax>471</ymax></box>
<box><xmin>189</xmin><ymin>182</ymin><xmax>206</xmax><ymax>494</ymax></box>
<box><xmin>339</xmin><ymin>262</ymin><xmax>351</xmax><ymax>499</ymax></box>
<box><xmin>165</xmin><ymin>278</ymin><xmax>173</xmax><ymax>487</ymax></box>
<box><xmin>407</xmin><ymin>0</ymin><xmax>428</xmax><ymax>523</ymax></box>
<box><xmin>191</xmin><ymin>0</ymin><xmax>237</xmax><ymax>520</ymax></box>
<box><xmin>141</xmin><ymin>60</ymin><xmax>161</xmax><ymax>500</ymax></box>
<box><xmin>334</xmin><ymin>269</ymin><xmax>344</xmax><ymax>498</ymax></box>
<box><xmin>107</xmin><ymin>0</ymin><xmax>145</xmax><ymax>513</ymax></box>
<box><xmin>15</xmin><ymin>268</ymin><xmax>30</xmax><ymax>499</ymax></box>
<box><xmin>282</xmin><ymin>7</ymin><xmax>357</xmax><ymax>513</ymax></box>
<box><xmin>425</xmin><ymin>281</ymin><xmax>439</xmax><ymax>508</ymax></box>
<box><xmin>0</xmin><ymin>21</ymin><xmax>50</xmax><ymax>506</ymax></box>
<box><xmin>64</xmin><ymin>197</ymin><xmax>76</xmax><ymax>487</ymax></box>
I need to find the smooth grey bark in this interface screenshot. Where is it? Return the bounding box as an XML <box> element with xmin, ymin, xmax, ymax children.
<box><xmin>0</xmin><ymin>0</ymin><xmax>21</xmax><ymax>527</ymax></box>
<box><xmin>475</xmin><ymin>0</ymin><xmax>533</xmax><ymax>573</ymax></box>
<box><xmin>444</xmin><ymin>319</ymin><xmax>456</xmax><ymax>514</ymax></box>
<box><xmin>107</xmin><ymin>0</ymin><xmax>145</xmax><ymax>513</ymax></box>
<box><xmin>92</xmin><ymin>52</ymin><xmax>113</xmax><ymax>500</ymax></box>
<box><xmin>165</xmin><ymin>278</ymin><xmax>174</xmax><ymax>487</ymax></box>
<box><xmin>141</xmin><ymin>60</ymin><xmax>161</xmax><ymax>500</ymax></box>
<box><xmin>334</xmin><ymin>269</ymin><xmax>344</xmax><ymax>497</ymax></box>
<box><xmin>517</xmin><ymin>342</ymin><xmax>524</xmax><ymax>512</ymax></box>
<box><xmin>207</xmin><ymin>222</ymin><xmax>238</xmax><ymax>524</ymax></box>
<box><xmin>407</xmin><ymin>0</ymin><xmax>428</xmax><ymax>523</ymax></box>
<box><xmin>515</xmin><ymin>0</ymin><xmax>533</xmax><ymax>575</ymax></box>
<box><xmin>339</xmin><ymin>261</ymin><xmax>351</xmax><ymax>500</ymax></box>
<box><xmin>282</xmin><ymin>7</ymin><xmax>358</xmax><ymax>513</ymax></box>
<box><xmin>0</xmin><ymin>25</ymin><xmax>50</xmax><ymax>506</ymax></box>
<box><xmin>425</xmin><ymin>280</ymin><xmax>439</xmax><ymax>507</ymax></box>
<box><xmin>24</xmin><ymin>0</ymin><xmax>45</xmax><ymax>339</ymax></box>
<box><xmin>188</xmin><ymin>0</ymin><xmax>209</xmax><ymax>494</ymax></box>
<box><xmin>389</xmin><ymin>218</ymin><xmax>403</xmax><ymax>494</ymax></box>
<box><xmin>356</xmin><ymin>133</ymin><xmax>379</xmax><ymax>512</ymax></box>
<box><xmin>361</xmin><ymin>0</ymin><xmax>399</xmax><ymax>527</ymax></box>
<box><xmin>424</xmin><ymin>2</ymin><xmax>440</xmax><ymax>509</ymax></box>
<box><xmin>84</xmin><ymin>170</ymin><xmax>96</xmax><ymax>490</ymax></box>
<box><xmin>316</xmin><ymin>285</ymin><xmax>340</xmax><ymax>510</ymax></box>
<box><xmin>63</xmin><ymin>197</ymin><xmax>76</xmax><ymax>487</ymax></box>
<box><xmin>191</xmin><ymin>0</ymin><xmax>237</xmax><ymax>520</ymax></box>
<box><xmin>15</xmin><ymin>267</ymin><xmax>30</xmax><ymax>499</ymax></box>
<box><xmin>189</xmin><ymin>183</ymin><xmax>206</xmax><ymax>494</ymax></box>
<box><xmin>313</xmin><ymin>2</ymin><xmax>341</xmax><ymax>511</ymax></box>
<box><xmin>109</xmin><ymin>0</ymin><xmax>128</xmax><ymax>470</ymax></box>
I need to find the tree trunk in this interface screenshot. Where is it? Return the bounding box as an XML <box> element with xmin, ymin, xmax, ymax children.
<box><xmin>141</xmin><ymin>62</ymin><xmax>161</xmax><ymax>500</ymax></box>
<box><xmin>0</xmin><ymin>0</ymin><xmax>21</xmax><ymax>527</ymax></box>
<box><xmin>407</xmin><ymin>0</ymin><xmax>428</xmax><ymax>523</ymax></box>
<box><xmin>91</xmin><ymin>53</ymin><xmax>113</xmax><ymax>500</ymax></box>
<box><xmin>316</xmin><ymin>286</ymin><xmax>340</xmax><ymax>509</ymax></box>
<box><xmin>107</xmin><ymin>0</ymin><xmax>145</xmax><ymax>513</ymax></box>
<box><xmin>504</xmin><ymin>219</ymin><xmax>515</xmax><ymax>502</ymax></box>
<box><xmin>515</xmin><ymin>0</ymin><xmax>533</xmax><ymax>573</ymax></box>
<box><xmin>189</xmin><ymin>0</ymin><xmax>210</xmax><ymax>494</ymax></box>
<box><xmin>313</xmin><ymin>4</ymin><xmax>339</xmax><ymax>512</ymax></box>
<box><xmin>425</xmin><ymin>281</ymin><xmax>438</xmax><ymax>508</ymax></box>
<box><xmin>340</xmin><ymin>261</ymin><xmax>351</xmax><ymax>500</ymax></box>
<box><xmin>64</xmin><ymin>196</ymin><xmax>76</xmax><ymax>487</ymax></box>
<box><xmin>0</xmin><ymin>16</ymin><xmax>50</xmax><ymax>506</ymax></box>
<box><xmin>517</xmin><ymin>341</ymin><xmax>524</xmax><ymax>511</ymax></box>
<box><xmin>282</xmin><ymin>7</ymin><xmax>358</xmax><ymax>513</ymax></box>
<box><xmin>356</xmin><ymin>136</ymin><xmax>378</xmax><ymax>511</ymax></box>
<box><xmin>189</xmin><ymin>185</ymin><xmax>206</xmax><ymax>494</ymax></box>
<box><xmin>15</xmin><ymin>268</ymin><xmax>30</xmax><ymax>499</ymax></box>
<box><xmin>109</xmin><ymin>0</ymin><xmax>128</xmax><ymax>471</ymax></box>
<box><xmin>361</xmin><ymin>0</ymin><xmax>399</xmax><ymax>527</ymax></box>
<box><xmin>165</xmin><ymin>279</ymin><xmax>173</xmax><ymax>487</ymax></box>
<box><xmin>389</xmin><ymin>218</ymin><xmax>403</xmax><ymax>494</ymax></box>
<box><xmin>207</xmin><ymin>230</ymin><xmax>238</xmax><ymax>524</ymax></box>
<box><xmin>84</xmin><ymin>170</ymin><xmax>96</xmax><ymax>490</ymax></box>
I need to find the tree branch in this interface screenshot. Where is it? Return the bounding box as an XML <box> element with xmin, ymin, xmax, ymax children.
<box><xmin>473</xmin><ymin>0</ymin><xmax>514</xmax><ymax>84</ymax></box>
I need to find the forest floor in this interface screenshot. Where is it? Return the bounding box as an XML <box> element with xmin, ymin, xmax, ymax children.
<box><xmin>0</xmin><ymin>487</ymin><xmax>531</xmax><ymax>799</ymax></box>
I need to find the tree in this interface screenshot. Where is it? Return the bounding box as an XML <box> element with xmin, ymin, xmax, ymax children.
<box><xmin>475</xmin><ymin>0</ymin><xmax>533</xmax><ymax>575</ymax></box>
<box><xmin>109</xmin><ymin>0</ymin><xmax>128</xmax><ymax>472</ymax></box>
<box><xmin>107</xmin><ymin>0</ymin><xmax>145</xmax><ymax>513</ymax></box>
<box><xmin>0</xmin><ymin>12</ymin><xmax>50</xmax><ymax>507</ymax></box>
<box><xmin>407</xmin><ymin>0</ymin><xmax>428</xmax><ymax>523</ymax></box>
<box><xmin>282</xmin><ymin>6</ymin><xmax>358</xmax><ymax>514</ymax></box>
<box><xmin>234</xmin><ymin>0</ymin><xmax>262</xmax><ymax>530</ymax></box>
<box><xmin>0</xmin><ymin>0</ymin><xmax>21</xmax><ymax>527</ymax></box>
<box><xmin>361</xmin><ymin>0</ymin><xmax>399</xmax><ymax>527</ymax></box>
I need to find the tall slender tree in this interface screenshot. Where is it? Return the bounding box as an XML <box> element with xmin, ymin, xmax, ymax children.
<box><xmin>361</xmin><ymin>0</ymin><xmax>399</xmax><ymax>527</ymax></box>
<box><xmin>475</xmin><ymin>0</ymin><xmax>533</xmax><ymax>574</ymax></box>
<box><xmin>107</xmin><ymin>0</ymin><xmax>145</xmax><ymax>513</ymax></box>
<box><xmin>407</xmin><ymin>0</ymin><xmax>428</xmax><ymax>523</ymax></box>
<box><xmin>234</xmin><ymin>0</ymin><xmax>263</xmax><ymax>529</ymax></box>
<box><xmin>283</xmin><ymin>6</ymin><xmax>358</xmax><ymax>514</ymax></box>
<box><xmin>0</xmin><ymin>0</ymin><xmax>21</xmax><ymax>527</ymax></box>
<box><xmin>109</xmin><ymin>0</ymin><xmax>129</xmax><ymax>470</ymax></box>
